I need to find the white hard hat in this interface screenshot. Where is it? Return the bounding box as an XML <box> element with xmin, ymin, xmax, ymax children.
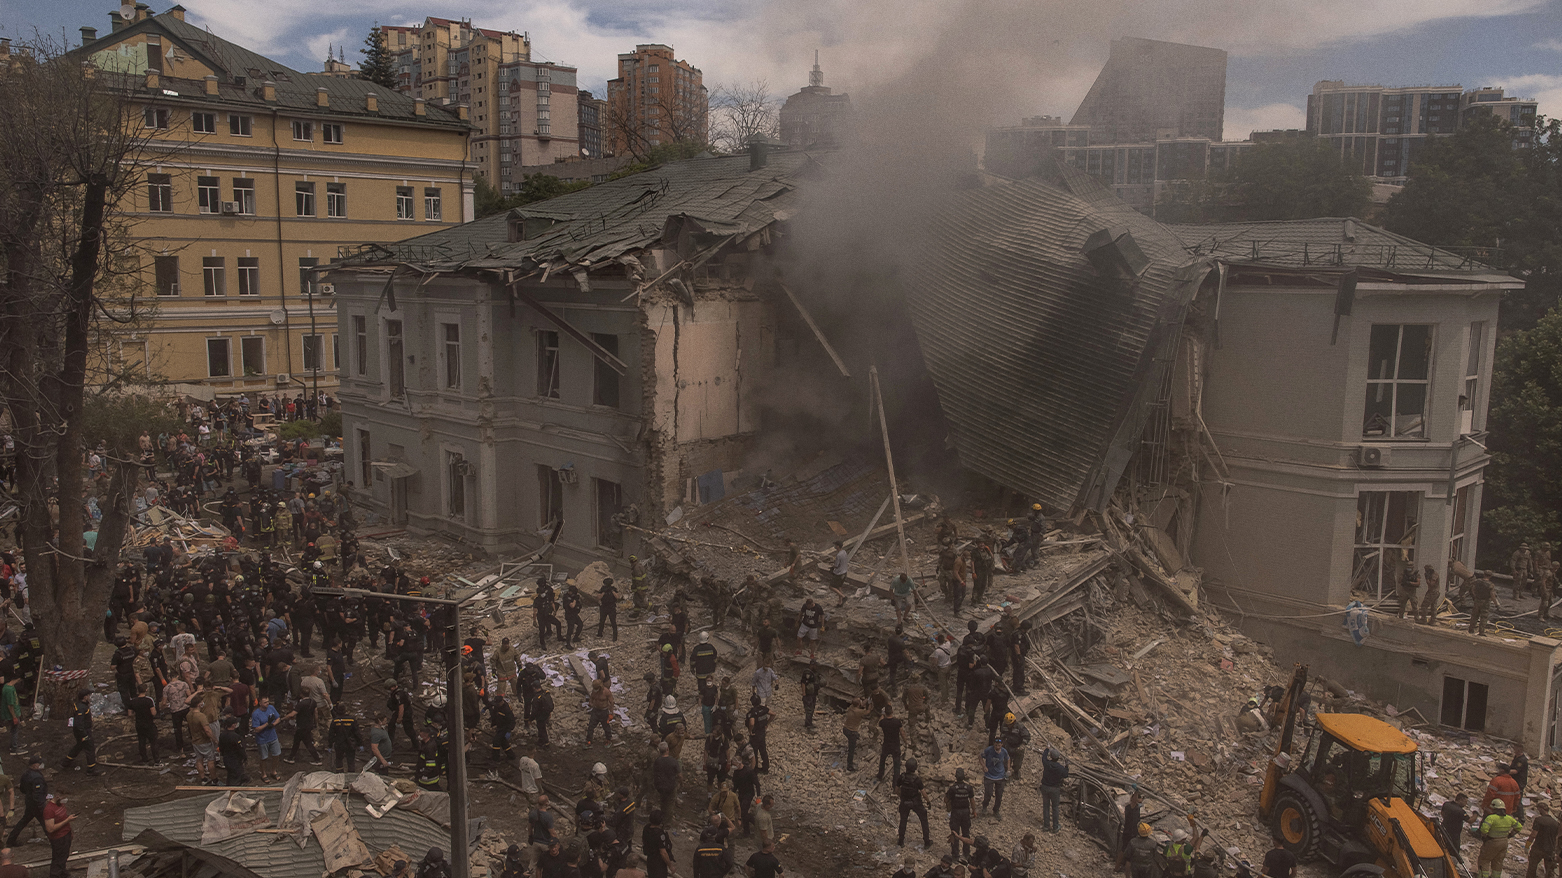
<box><xmin>1171</xmin><ymin>829</ymin><xmax>1189</xmax><ymax>843</ymax></box>
<box><xmin>592</xmin><ymin>763</ymin><xmax>607</xmax><ymax>776</ymax></box>
<box><xmin>699</xmin><ymin>632</ymin><xmax>709</xmax><ymax>643</ymax></box>
<box><xmin>662</xmin><ymin>695</ymin><xmax>677</xmax><ymax>710</ymax></box>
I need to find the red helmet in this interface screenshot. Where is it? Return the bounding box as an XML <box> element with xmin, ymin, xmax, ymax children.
<box><xmin>420</xmin><ymin>576</ymin><xmax>431</xmax><ymax>584</ymax></box>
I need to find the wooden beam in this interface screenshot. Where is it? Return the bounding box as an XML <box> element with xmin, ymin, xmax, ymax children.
<box><xmin>509</xmin><ymin>282</ymin><xmax>629</xmax><ymax>375</ymax></box>
<box><xmin>778</xmin><ymin>283</ymin><xmax>851</xmax><ymax>378</ymax></box>
<box><xmin>870</xmin><ymin>366</ymin><xmax>912</xmax><ymax>579</ymax></box>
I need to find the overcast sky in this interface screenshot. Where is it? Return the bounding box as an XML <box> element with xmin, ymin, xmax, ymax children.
<box><xmin>6</xmin><ymin>0</ymin><xmax>1562</xmax><ymax>141</ymax></box>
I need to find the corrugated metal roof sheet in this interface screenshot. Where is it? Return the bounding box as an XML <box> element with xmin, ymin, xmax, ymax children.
<box><xmin>123</xmin><ymin>783</ymin><xmax>451</xmax><ymax>878</ymax></box>
<box><xmin>906</xmin><ymin>172</ymin><xmax>1207</xmax><ymax>511</ymax></box>
<box><xmin>1168</xmin><ymin>217</ymin><xmax>1510</xmax><ymax>279</ymax></box>
<box><xmin>343</xmin><ymin>151</ymin><xmax>817</xmax><ymax>273</ymax></box>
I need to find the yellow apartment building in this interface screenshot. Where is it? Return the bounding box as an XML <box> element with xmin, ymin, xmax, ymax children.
<box><xmin>74</xmin><ymin>4</ymin><xmax>473</xmax><ymax>394</ymax></box>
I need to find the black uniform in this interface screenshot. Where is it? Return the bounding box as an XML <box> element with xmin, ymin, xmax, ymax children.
<box><xmin>897</xmin><ymin>771</ymin><xmax>931</xmax><ymax>848</ymax></box>
<box><xmin>945</xmin><ymin>780</ymin><xmax>975</xmax><ymax>861</ymax></box>
<box><xmin>65</xmin><ymin>698</ymin><xmax>99</xmax><ymax>773</ymax></box>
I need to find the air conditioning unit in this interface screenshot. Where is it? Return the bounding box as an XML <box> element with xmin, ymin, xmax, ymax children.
<box><xmin>1356</xmin><ymin>445</ymin><xmax>1390</xmax><ymax>468</ymax></box>
<box><xmin>556</xmin><ymin>465</ymin><xmax>577</xmax><ymax>485</ymax></box>
<box><xmin>275</xmin><ymin>373</ymin><xmax>290</xmax><ymax>385</ymax></box>
<box><xmin>454</xmin><ymin>460</ymin><xmax>477</xmax><ymax>477</ymax></box>
<box><xmin>316</xmin><ymin>282</ymin><xmax>335</xmax><ymax>295</ymax></box>
<box><xmin>220</xmin><ymin>201</ymin><xmax>240</xmax><ymax>215</ymax></box>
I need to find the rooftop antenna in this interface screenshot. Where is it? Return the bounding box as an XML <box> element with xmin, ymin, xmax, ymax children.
<box><xmin>809</xmin><ymin>49</ymin><xmax>823</xmax><ymax>88</ymax></box>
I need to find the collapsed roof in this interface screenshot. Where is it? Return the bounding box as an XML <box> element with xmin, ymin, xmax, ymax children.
<box><xmin>338</xmin><ymin>151</ymin><xmax>817</xmax><ymax>280</ymax></box>
<box><xmin>905</xmin><ymin>169</ymin><xmax>1209</xmax><ymax>512</ymax></box>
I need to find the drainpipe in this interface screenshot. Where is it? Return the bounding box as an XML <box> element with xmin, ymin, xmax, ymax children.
<box><xmin>271</xmin><ymin>107</ymin><xmax>295</xmax><ymax>385</ymax></box>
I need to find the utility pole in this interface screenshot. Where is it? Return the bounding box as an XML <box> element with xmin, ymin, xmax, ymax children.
<box><xmin>306</xmin><ymin>281</ymin><xmax>319</xmax><ymax>418</ymax></box>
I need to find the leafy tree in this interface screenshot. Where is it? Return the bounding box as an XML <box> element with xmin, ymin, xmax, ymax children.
<box><xmin>608</xmin><ymin>142</ymin><xmax>710</xmax><ymax>181</ymax></box>
<box><xmin>358</xmin><ymin>26</ymin><xmax>397</xmax><ymax>90</ymax></box>
<box><xmin>0</xmin><ymin>38</ymin><xmax>171</xmax><ymax>668</ymax></box>
<box><xmin>1159</xmin><ymin>138</ymin><xmax>1371</xmax><ymax>222</ymax></box>
<box><xmin>473</xmin><ymin>173</ymin><xmax>594</xmax><ymax>219</ymax></box>
<box><xmin>1381</xmin><ymin>115</ymin><xmax>1561</xmax><ymax>328</ymax></box>
<box><xmin>1481</xmin><ymin>309</ymin><xmax>1562</xmax><ymax>565</ymax></box>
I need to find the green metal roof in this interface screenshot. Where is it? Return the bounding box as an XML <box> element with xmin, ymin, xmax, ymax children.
<box><xmin>76</xmin><ymin>11</ymin><xmax>468</xmax><ymax>130</ymax></box>
<box><xmin>1168</xmin><ymin>217</ymin><xmax>1512</xmax><ymax>279</ymax></box>
<box><xmin>339</xmin><ymin>150</ymin><xmax>817</xmax><ymax>273</ymax></box>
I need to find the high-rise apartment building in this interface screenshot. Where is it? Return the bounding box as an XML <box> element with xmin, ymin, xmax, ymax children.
<box><xmin>1070</xmin><ymin>37</ymin><xmax>1227</xmax><ymax>144</ymax></box>
<box><xmin>605</xmin><ymin>44</ymin><xmax>708</xmax><ymax>156</ymax></box>
<box><xmin>578</xmin><ymin>89</ymin><xmax>605</xmax><ymax>158</ymax></box>
<box><xmin>382</xmin><ymin>19</ymin><xmax>580</xmax><ymax>194</ymax></box>
<box><xmin>778</xmin><ymin>52</ymin><xmax>853</xmax><ymax>149</ymax></box>
<box><xmin>68</xmin><ymin>6</ymin><xmax>472</xmax><ymax>392</ymax></box>
<box><xmin>1306</xmin><ymin>81</ymin><xmax>1537</xmax><ymax>180</ymax></box>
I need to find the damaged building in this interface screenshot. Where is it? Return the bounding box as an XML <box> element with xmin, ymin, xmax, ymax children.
<box><xmin>905</xmin><ymin>169</ymin><xmax>1554</xmax><ymax>750</ymax></box>
<box><xmin>332</xmin><ymin>141</ymin><xmax>1556</xmax><ymax>750</ymax></box>
<box><xmin>329</xmin><ymin>149</ymin><xmax>837</xmax><ymax>565</ymax></box>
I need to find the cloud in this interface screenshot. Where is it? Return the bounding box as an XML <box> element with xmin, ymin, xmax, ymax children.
<box><xmin>1534</xmin><ymin>38</ymin><xmax>1562</xmax><ymax>52</ymax></box>
<box><xmin>1224</xmin><ymin>103</ymin><xmax>1307</xmax><ymax>140</ymax></box>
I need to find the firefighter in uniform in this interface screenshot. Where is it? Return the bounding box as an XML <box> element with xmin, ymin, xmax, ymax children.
<box><xmin>897</xmin><ymin>758</ymin><xmax>931</xmax><ymax>849</ymax></box>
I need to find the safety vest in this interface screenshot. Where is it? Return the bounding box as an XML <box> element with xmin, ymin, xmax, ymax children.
<box><xmin>1164</xmin><ymin>843</ymin><xmax>1192</xmax><ymax>876</ymax></box>
<box><xmin>1481</xmin><ymin>814</ymin><xmax>1522</xmax><ymax>840</ymax></box>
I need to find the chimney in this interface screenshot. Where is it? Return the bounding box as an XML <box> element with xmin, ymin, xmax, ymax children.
<box><xmin>135</xmin><ymin>3</ymin><xmax>151</xmax><ymax>22</ymax></box>
<box><xmin>365</xmin><ymin>93</ymin><xmax>378</xmax><ymax>112</ymax></box>
<box><xmin>456</xmin><ymin>103</ymin><xmax>468</xmax><ymax>121</ymax></box>
<box><xmin>262</xmin><ymin>80</ymin><xmax>276</xmax><ymax>102</ymax></box>
<box><xmin>80</xmin><ymin>27</ymin><xmax>97</xmax><ymax>45</ymax></box>
<box><xmin>748</xmin><ymin>136</ymin><xmax>768</xmax><ymax>171</ymax></box>
<box><xmin>167</xmin><ymin>4</ymin><xmax>186</xmax><ymax>20</ymax></box>
<box><xmin>316</xmin><ymin>87</ymin><xmax>329</xmax><ymax>107</ymax></box>
<box><xmin>204</xmin><ymin>74</ymin><xmax>218</xmax><ymax>95</ymax></box>
<box><xmin>145</xmin><ymin>69</ymin><xmax>159</xmax><ymax>89</ymax></box>
<box><xmin>413</xmin><ymin>97</ymin><xmax>426</xmax><ymax>117</ymax></box>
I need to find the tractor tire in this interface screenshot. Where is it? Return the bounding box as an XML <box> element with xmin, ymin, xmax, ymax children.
<box><xmin>1339</xmin><ymin>865</ymin><xmax>1385</xmax><ymax>878</ymax></box>
<box><xmin>1272</xmin><ymin>789</ymin><xmax>1322</xmax><ymax>861</ymax></box>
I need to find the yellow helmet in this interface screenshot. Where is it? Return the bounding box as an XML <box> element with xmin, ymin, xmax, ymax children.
<box><xmin>1138</xmin><ymin>823</ymin><xmax>1153</xmax><ymax>837</ymax></box>
<box><xmin>1004</xmin><ymin>713</ymin><xmax>1016</xmax><ymax>724</ymax></box>
<box><xmin>1031</xmin><ymin>503</ymin><xmax>1042</xmax><ymax>511</ymax></box>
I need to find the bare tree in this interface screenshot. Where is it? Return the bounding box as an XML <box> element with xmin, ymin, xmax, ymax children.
<box><xmin>709</xmin><ymin>80</ymin><xmax>781</xmax><ymax>155</ymax></box>
<box><xmin>603</xmin><ymin>83</ymin><xmax>711</xmax><ymax>160</ymax></box>
<box><xmin>0</xmin><ymin>37</ymin><xmax>172</xmax><ymax>671</ymax></box>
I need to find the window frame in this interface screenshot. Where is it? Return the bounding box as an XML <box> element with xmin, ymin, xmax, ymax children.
<box><xmin>153</xmin><ymin>255</ymin><xmax>179</xmax><ymax>297</ymax></box>
<box><xmin>240</xmin><ymin>335</ymin><xmax>266</xmax><ymax>376</ymax></box>
<box><xmin>441</xmin><ymin>322</ymin><xmax>462</xmax><ymax>390</ymax></box>
<box><xmin>446</xmin><ymin>451</ymin><xmax>469</xmax><ymax>520</ymax></box>
<box><xmin>202</xmin><ymin>256</ymin><xmax>226</xmax><ymax>297</ymax></box>
<box><xmin>147</xmin><ymin>173</ymin><xmax>173</xmax><ymax>213</ymax></box>
<box><xmin>424</xmin><ymin>188</ymin><xmax>443</xmax><ymax>221</ymax></box>
<box><xmin>386</xmin><ymin>319</ymin><xmax>405</xmax><ymax>398</ymax></box>
<box><xmin>191</xmin><ymin>111</ymin><xmax>217</xmax><ymax>134</ymax></box>
<box><xmin>1353</xmin><ymin>490</ymin><xmax>1421</xmax><ymax>600</ymax></box>
<box><xmin>537</xmin><ymin>464</ymin><xmax>564</xmax><ymax>528</ymax></box>
<box><xmin>594</xmin><ymin>477</ymin><xmax>624</xmax><ymax>550</ymax></box>
<box><xmin>298</xmin><ymin>257</ymin><xmax>319</xmax><ymax>296</ymax></box>
<box><xmin>143</xmin><ymin>106</ymin><xmax>170</xmax><ymax>130</ymax></box>
<box><xmin>536</xmin><ymin>329</ymin><xmax>560</xmax><ymax>399</ymax></box>
<box><xmin>321</xmin><ymin>123</ymin><xmax>344</xmax><ymax>144</ymax></box>
<box><xmin>1362</xmin><ymin>323</ymin><xmax>1433</xmax><ymax>440</ymax></box>
<box><xmin>353</xmin><ymin>315</ymin><xmax>368</xmax><ymax>376</ymax></box>
<box><xmin>206</xmin><ymin>337</ymin><xmax>232</xmax><ymax>378</ymax></box>
<box><xmin>395</xmin><ymin>187</ymin><xmax>415</xmax><ymax>220</ymax></box>
<box><xmin>302</xmin><ymin>333</ymin><xmax>326</xmax><ymax>374</ymax></box>
<box><xmin>228</xmin><ymin>114</ymin><xmax>253</xmax><ymax>137</ymax></box>
<box><xmin>592</xmin><ymin>333</ymin><xmax>621</xmax><ymax>408</ymax></box>
<box><xmin>236</xmin><ymin>256</ymin><xmax>260</xmax><ymax>296</ymax></box>
<box><xmin>196</xmin><ymin>176</ymin><xmax>221</xmax><ymax>214</ymax></box>
<box><xmin>295</xmin><ymin>182</ymin><xmax>316</xmax><ymax>217</ymax></box>
<box><xmin>291</xmin><ymin>119</ymin><xmax>314</xmax><ymax>141</ymax></box>
<box><xmin>326</xmin><ymin>182</ymin><xmax>347</xmax><ymax>218</ymax></box>
<box><xmin>232</xmin><ymin>178</ymin><xmax>256</xmax><ymax>215</ymax></box>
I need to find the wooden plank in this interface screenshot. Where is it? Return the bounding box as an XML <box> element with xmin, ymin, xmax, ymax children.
<box><xmin>778</xmin><ymin>283</ymin><xmax>852</xmax><ymax>378</ymax></box>
<box><xmin>870</xmin><ymin>367</ymin><xmax>912</xmax><ymax>580</ymax></box>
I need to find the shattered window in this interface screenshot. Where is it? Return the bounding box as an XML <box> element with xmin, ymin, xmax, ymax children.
<box><xmin>1363</xmin><ymin>324</ymin><xmax>1432</xmax><ymax>438</ymax></box>
<box><xmin>1353</xmin><ymin>491</ymin><xmax>1420</xmax><ymax>600</ymax></box>
<box><xmin>537</xmin><ymin>330</ymin><xmax>560</xmax><ymax>399</ymax></box>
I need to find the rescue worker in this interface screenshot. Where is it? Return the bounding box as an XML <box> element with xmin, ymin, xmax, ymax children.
<box><xmin>63</xmin><ymin>689</ymin><xmax>102</xmax><ymax>776</ymax></box>
<box><xmin>1125</xmin><ymin>823</ymin><xmax>1158</xmax><ymax>878</ymax></box>
<box><xmin>1541</xmin><ymin>562</ymin><xmax>1560</xmax><ymax>623</ymax></box>
<box><xmin>1477</xmin><ymin>799</ymin><xmax>1522</xmax><ymax>878</ymax></box>
<box><xmin>1417</xmin><ymin>564</ymin><xmax>1443</xmax><ymax>625</ymax></box>
<box><xmin>896</xmin><ymin>757</ymin><xmax>932</xmax><ymax>850</ymax></box>
<box><xmin>1470</xmin><ymin>572</ymin><xmax>1497</xmax><ymax>636</ymax></box>
<box><xmin>691</xmin><ymin>632</ymin><xmax>719</xmax><ymax>694</ymax></box>
<box><xmin>630</xmin><ymin>556</ymin><xmax>650</xmax><ymax>610</ymax></box>
<box><xmin>1395</xmin><ymin>563</ymin><xmax>1421</xmax><ymax>619</ymax></box>
<box><xmin>1513</xmin><ymin>543</ymin><xmax>1534</xmax><ymax>600</ymax></box>
<box><xmin>1000</xmin><ymin>713</ymin><xmax>1030</xmax><ymax>779</ymax></box>
<box><xmin>944</xmin><ymin>768</ymin><xmax>975</xmax><ymax>863</ymax></box>
<box><xmin>1164</xmin><ymin>829</ymin><xmax>1194</xmax><ymax>878</ymax></box>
